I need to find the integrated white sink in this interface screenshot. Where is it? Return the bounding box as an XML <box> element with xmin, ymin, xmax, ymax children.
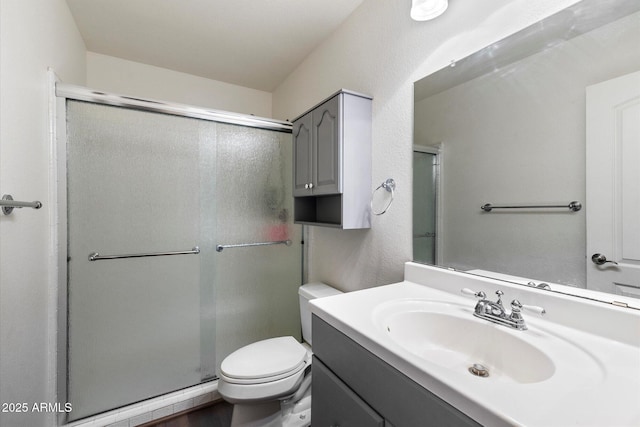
<box><xmin>372</xmin><ymin>299</ymin><xmax>557</xmax><ymax>384</ymax></box>
<box><xmin>310</xmin><ymin>262</ymin><xmax>640</xmax><ymax>427</ymax></box>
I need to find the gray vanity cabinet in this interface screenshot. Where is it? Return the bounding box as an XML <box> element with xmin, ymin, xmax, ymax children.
<box><xmin>312</xmin><ymin>315</ymin><xmax>482</xmax><ymax>427</ymax></box>
<box><xmin>313</xmin><ymin>357</ymin><xmax>385</xmax><ymax>427</ymax></box>
<box><xmin>292</xmin><ymin>90</ymin><xmax>372</xmax><ymax>229</ymax></box>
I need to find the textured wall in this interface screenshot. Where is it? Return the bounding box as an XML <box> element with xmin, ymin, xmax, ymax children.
<box><xmin>272</xmin><ymin>0</ymin><xmax>580</xmax><ymax>292</ymax></box>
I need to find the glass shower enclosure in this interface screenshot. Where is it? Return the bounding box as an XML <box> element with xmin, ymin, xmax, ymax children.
<box><xmin>413</xmin><ymin>149</ymin><xmax>438</xmax><ymax>265</ymax></box>
<box><xmin>61</xmin><ymin>93</ymin><xmax>301</xmax><ymax>422</ymax></box>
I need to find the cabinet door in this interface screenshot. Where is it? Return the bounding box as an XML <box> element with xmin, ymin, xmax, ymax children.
<box><xmin>293</xmin><ymin>112</ymin><xmax>313</xmax><ymax>197</ymax></box>
<box><xmin>312</xmin><ymin>96</ymin><xmax>341</xmax><ymax>195</ymax></box>
<box><xmin>312</xmin><ymin>357</ymin><xmax>385</xmax><ymax>427</ymax></box>
<box><xmin>313</xmin><ymin>316</ymin><xmax>482</xmax><ymax>427</ymax></box>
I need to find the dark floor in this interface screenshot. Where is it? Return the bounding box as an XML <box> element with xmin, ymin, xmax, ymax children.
<box><xmin>141</xmin><ymin>401</ymin><xmax>233</xmax><ymax>427</ymax></box>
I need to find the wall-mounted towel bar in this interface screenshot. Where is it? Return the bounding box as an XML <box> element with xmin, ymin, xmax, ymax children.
<box><xmin>1</xmin><ymin>194</ymin><xmax>42</xmax><ymax>215</ymax></box>
<box><xmin>216</xmin><ymin>240</ymin><xmax>292</xmax><ymax>252</ymax></box>
<box><xmin>481</xmin><ymin>201</ymin><xmax>582</xmax><ymax>212</ymax></box>
<box><xmin>88</xmin><ymin>246</ymin><xmax>200</xmax><ymax>261</ymax></box>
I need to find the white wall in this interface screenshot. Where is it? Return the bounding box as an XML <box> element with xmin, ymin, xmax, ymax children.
<box><xmin>272</xmin><ymin>0</ymin><xmax>581</xmax><ymax>292</ymax></box>
<box><xmin>87</xmin><ymin>53</ymin><xmax>273</xmax><ymax>117</ymax></box>
<box><xmin>0</xmin><ymin>0</ymin><xmax>86</xmax><ymax>426</ymax></box>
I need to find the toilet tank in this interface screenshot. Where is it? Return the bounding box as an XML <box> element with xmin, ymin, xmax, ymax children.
<box><xmin>298</xmin><ymin>282</ymin><xmax>342</xmax><ymax>345</ymax></box>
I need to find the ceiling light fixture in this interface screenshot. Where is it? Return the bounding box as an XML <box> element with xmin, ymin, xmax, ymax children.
<box><xmin>411</xmin><ymin>0</ymin><xmax>448</xmax><ymax>21</ymax></box>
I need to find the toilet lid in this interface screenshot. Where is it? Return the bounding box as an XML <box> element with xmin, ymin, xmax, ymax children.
<box><xmin>221</xmin><ymin>336</ymin><xmax>307</xmax><ymax>382</ymax></box>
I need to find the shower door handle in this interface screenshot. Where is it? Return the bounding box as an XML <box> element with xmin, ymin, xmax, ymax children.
<box><xmin>89</xmin><ymin>246</ymin><xmax>200</xmax><ymax>261</ymax></box>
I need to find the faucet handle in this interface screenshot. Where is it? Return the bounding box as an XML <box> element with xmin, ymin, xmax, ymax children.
<box><xmin>522</xmin><ymin>303</ymin><xmax>546</xmax><ymax>316</ymax></box>
<box><xmin>461</xmin><ymin>288</ymin><xmax>486</xmax><ymax>299</ymax></box>
<box><xmin>495</xmin><ymin>290</ymin><xmax>504</xmax><ymax>305</ymax></box>
<box><xmin>511</xmin><ymin>299</ymin><xmax>523</xmax><ymax>311</ymax></box>
<box><xmin>511</xmin><ymin>299</ymin><xmax>546</xmax><ymax>316</ymax></box>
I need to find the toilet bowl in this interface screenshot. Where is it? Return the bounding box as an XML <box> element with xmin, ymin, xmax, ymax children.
<box><xmin>218</xmin><ymin>283</ymin><xmax>342</xmax><ymax>427</ymax></box>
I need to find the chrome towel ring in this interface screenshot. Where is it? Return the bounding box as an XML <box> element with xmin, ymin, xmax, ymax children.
<box><xmin>371</xmin><ymin>178</ymin><xmax>396</xmax><ymax>216</ymax></box>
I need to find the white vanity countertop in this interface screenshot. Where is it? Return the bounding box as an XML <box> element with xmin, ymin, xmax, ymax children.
<box><xmin>310</xmin><ymin>263</ymin><xmax>640</xmax><ymax>427</ymax></box>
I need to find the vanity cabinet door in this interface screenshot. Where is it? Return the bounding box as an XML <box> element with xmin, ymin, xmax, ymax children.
<box><xmin>293</xmin><ymin>112</ymin><xmax>313</xmax><ymax>197</ymax></box>
<box><xmin>312</xmin><ymin>356</ymin><xmax>384</xmax><ymax>427</ymax></box>
<box><xmin>313</xmin><ymin>315</ymin><xmax>482</xmax><ymax>427</ymax></box>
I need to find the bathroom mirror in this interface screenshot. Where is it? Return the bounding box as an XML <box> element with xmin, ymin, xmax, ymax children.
<box><xmin>413</xmin><ymin>0</ymin><xmax>640</xmax><ymax>305</ymax></box>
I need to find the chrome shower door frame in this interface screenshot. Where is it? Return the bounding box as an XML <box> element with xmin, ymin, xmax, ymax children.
<box><xmin>52</xmin><ymin>80</ymin><xmax>292</xmax><ymax>425</ymax></box>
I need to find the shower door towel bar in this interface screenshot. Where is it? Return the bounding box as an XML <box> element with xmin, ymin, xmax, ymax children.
<box><xmin>216</xmin><ymin>240</ymin><xmax>292</xmax><ymax>252</ymax></box>
<box><xmin>481</xmin><ymin>201</ymin><xmax>582</xmax><ymax>212</ymax></box>
<box><xmin>1</xmin><ymin>194</ymin><xmax>42</xmax><ymax>215</ymax></box>
<box><xmin>88</xmin><ymin>246</ymin><xmax>200</xmax><ymax>261</ymax></box>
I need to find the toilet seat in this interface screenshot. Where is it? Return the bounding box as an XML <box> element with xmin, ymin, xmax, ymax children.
<box><xmin>218</xmin><ymin>336</ymin><xmax>310</xmax><ymax>403</ymax></box>
<box><xmin>218</xmin><ymin>366</ymin><xmax>308</xmax><ymax>404</ymax></box>
<box><xmin>220</xmin><ymin>336</ymin><xmax>308</xmax><ymax>385</ymax></box>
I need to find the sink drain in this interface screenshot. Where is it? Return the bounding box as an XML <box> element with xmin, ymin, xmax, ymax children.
<box><xmin>468</xmin><ymin>363</ymin><xmax>490</xmax><ymax>378</ymax></box>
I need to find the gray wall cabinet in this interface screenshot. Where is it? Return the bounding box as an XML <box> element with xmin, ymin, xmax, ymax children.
<box><xmin>292</xmin><ymin>90</ymin><xmax>372</xmax><ymax>229</ymax></box>
<box><xmin>293</xmin><ymin>95</ymin><xmax>340</xmax><ymax>197</ymax></box>
<box><xmin>312</xmin><ymin>315</ymin><xmax>482</xmax><ymax>427</ymax></box>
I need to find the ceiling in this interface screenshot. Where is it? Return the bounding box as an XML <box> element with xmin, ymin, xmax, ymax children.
<box><xmin>66</xmin><ymin>0</ymin><xmax>365</xmax><ymax>92</ymax></box>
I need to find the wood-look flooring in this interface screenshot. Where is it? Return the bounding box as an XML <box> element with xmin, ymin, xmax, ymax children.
<box><xmin>140</xmin><ymin>401</ymin><xmax>233</xmax><ymax>427</ymax></box>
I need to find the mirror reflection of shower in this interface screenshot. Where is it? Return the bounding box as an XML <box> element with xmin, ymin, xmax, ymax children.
<box><xmin>412</xmin><ymin>147</ymin><xmax>439</xmax><ymax>265</ymax></box>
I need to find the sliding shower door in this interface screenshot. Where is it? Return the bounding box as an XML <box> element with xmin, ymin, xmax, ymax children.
<box><xmin>65</xmin><ymin>100</ymin><xmax>300</xmax><ymax>421</ymax></box>
<box><xmin>213</xmin><ymin>123</ymin><xmax>302</xmax><ymax>361</ymax></box>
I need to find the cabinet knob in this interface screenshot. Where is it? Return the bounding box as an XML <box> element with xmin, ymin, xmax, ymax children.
<box><xmin>309</xmin><ymin>183</ymin><xmax>314</xmax><ymax>189</ymax></box>
<box><xmin>305</xmin><ymin>184</ymin><xmax>309</xmax><ymax>189</ymax></box>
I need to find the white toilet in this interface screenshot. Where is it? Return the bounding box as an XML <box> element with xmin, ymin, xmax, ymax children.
<box><xmin>218</xmin><ymin>283</ymin><xmax>342</xmax><ymax>427</ymax></box>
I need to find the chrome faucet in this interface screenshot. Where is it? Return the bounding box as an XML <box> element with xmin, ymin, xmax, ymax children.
<box><xmin>461</xmin><ymin>288</ymin><xmax>545</xmax><ymax>331</ymax></box>
<box><xmin>474</xmin><ymin>290</ymin><xmax>506</xmax><ymax>318</ymax></box>
<box><xmin>527</xmin><ymin>281</ymin><xmax>551</xmax><ymax>290</ymax></box>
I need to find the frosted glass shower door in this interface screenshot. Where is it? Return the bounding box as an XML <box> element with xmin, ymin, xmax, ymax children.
<box><xmin>65</xmin><ymin>100</ymin><xmax>302</xmax><ymax>422</ymax></box>
<box><xmin>66</xmin><ymin>101</ymin><xmax>217</xmax><ymax>421</ymax></box>
<box><xmin>213</xmin><ymin>124</ymin><xmax>302</xmax><ymax>365</ymax></box>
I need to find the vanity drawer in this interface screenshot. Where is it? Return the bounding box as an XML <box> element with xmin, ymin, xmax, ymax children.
<box><xmin>312</xmin><ymin>356</ymin><xmax>384</xmax><ymax>427</ymax></box>
<box><xmin>312</xmin><ymin>315</ymin><xmax>481</xmax><ymax>427</ymax></box>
